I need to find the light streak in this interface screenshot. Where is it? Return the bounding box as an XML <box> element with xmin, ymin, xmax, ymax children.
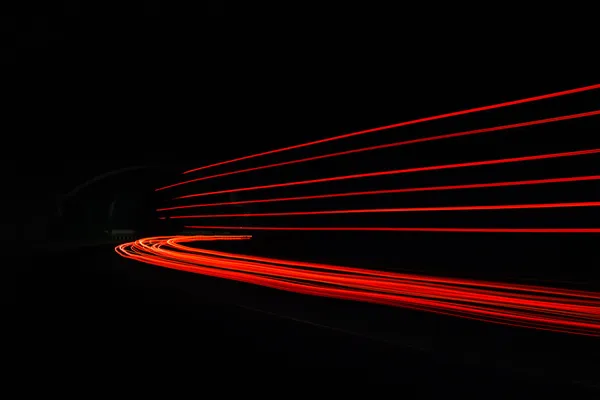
<box><xmin>157</xmin><ymin>175</ymin><xmax>600</xmax><ymax>212</ymax></box>
<box><xmin>115</xmin><ymin>235</ymin><xmax>600</xmax><ymax>336</ymax></box>
<box><xmin>175</xmin><ymin>148</ymin><xmax>600</xmax><ymax>200</ymax></box>
<box><xmin>156</xmin><ymin>110</ymin><xmax>600</xmax><ymax>191</ymax></box>
<box><xmin>168</xmin><ymin>202</ymin><xmax>600</xmax><ymax>219</ymax></box>
<box><xmin>182</xmin><ymin>84</ymin><xmax>600</xmax><ymax>175</ymax></box>
<box><xmin>184</xmin><ymin>226</ymin><xmax>600</xmax><ymax>233</ymax></box>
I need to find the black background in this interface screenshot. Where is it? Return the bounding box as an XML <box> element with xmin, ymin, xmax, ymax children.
<box><xmin>7</xmin><ymin>2</ymin><xmax>600</xmax><ymax>394</ymax></box>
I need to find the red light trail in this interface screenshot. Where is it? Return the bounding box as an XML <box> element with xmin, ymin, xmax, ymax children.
<box><xmin>144</xmin><ymin>87</ymin><xmax>600</xmax><ymax>338</ymax></box>
<box><xmin>157</xmin><ymin>175</ymin><xmax>600</xmax><ymax>212</ymax></box>
<box><xmin>167</xmin><ymin>202</ymin><xmax>600</xmax><ymax>219</ymax></box>
<box><xmin>184</xmin><ymin>227</ymin><xmax>600</xmax><ymax>233</ymax></box>
<box><xmin>115</xmin><ymin>235</ymin><xmax>600</xmax><ymax>336</ymax></box>
<box><xmin>175</xmin><ymin>148</ymin><xmax>600</xmax><ymax>200</ymax></box>
<box><xmin>182</xmin><ymin>84</ymin><xmax>600</xmax><ymax>175</ymax></box>
<box><xmin>156</xmin><ymin>110</ymin><xmax>600</xmax><ymax>191</ymax></box>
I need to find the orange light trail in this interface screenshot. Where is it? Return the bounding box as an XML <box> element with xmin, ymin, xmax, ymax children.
<box><xmin>115</xmin><ymin>235</ymin><xmax>600</xmax><ymax>336</ymax></box>
<box><xmin>156</xmin><ymin>110</ymin><xmax>600</xmax><ymax>191</ymax></box>
<box><xmin>185</xmin><ymin>226</ymin><xmax>600</xmax><ymax>233</ymax></box>
<box><xmin>167</xmin><ymin>202</ymin><xmax>600</xmax><ymax>219</ymax></box>
<box><xmin>157</xmin><ymin>175</ymin><xmax>600</xmax><ymax>212</ymax></box>
<box><xmin>182</xmin><ymin>84</ymin><xmax>600</xmax><ymax>175</ymax></box>
<box><xmin>175</xmin><ymin>148</ymin><xmax>600</xmax><ymax>200</ymax></box>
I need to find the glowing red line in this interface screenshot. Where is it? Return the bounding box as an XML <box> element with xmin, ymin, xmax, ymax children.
<box><xmin>156</xmin><ymin>176</ymin><xmax>600</xmax><ymax>211</ymax></box>
<box><xmin>169</xmin><ymin>202</ymin><xmax>600</xmax><ymax>219</ymax></box>
<box><xmin>115</xmin><ymin>235</ymin><xmax>600</xmax><ymax>336</ymax></box>
<box><xmin>163</xmin><ymin>238</ymin><xmax>597</xmax><ymax>300</ymax></box>
<box><xmin>175</xmin><ymin>149</ymin><xmax>600</xmax><ymax>200</ymax></box>
<box><xmin>156</xmin><ymin>110</ymin><xmax>600</xmax><ymax>191</ymax></box>
<box><xmin>182</xmin><ymin>84</ymin><xmax>600</xmax><ymax>175</ymax></box>
<box><xmin>185</xmin><ymin>226</ymin><xmax>600</xmax><ymax>233</ymax></box>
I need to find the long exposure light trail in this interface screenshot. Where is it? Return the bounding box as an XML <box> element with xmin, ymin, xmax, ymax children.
<box><xmin>157</xmin><ymin>175</ymin><xmax>600</xmax><ymax>212</ymax></box>
<box><xmin>176</xmin><ymin>148</ymin><xmax>600</xmax><ymax>200</ymax></box>
<box><xmin>115</xmin><ymin>235</ymin><xmax>600</xmax><ymax>336</ymax></box>
<box><xmin>185</xmin><ymin>226</ymin><xmax>600</xmax><ymax>233</ymax></box>
<box><xmin>167</xmin><ymin>202</ymin><xmax>600</xmax><ymax>219</ymax></box>
<box><xmin>182</xmin><ymin>84</ymin><xmax>600</xmax><ymax>175</ymax></box>
<box><xmin>156</xmin><ymin>110</ymin><xmax>600</xmax><ymax>191</ymax></box>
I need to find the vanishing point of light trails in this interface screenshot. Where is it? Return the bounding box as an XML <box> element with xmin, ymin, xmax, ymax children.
<box><xmin>116</xmin><ymin>235</ymin><xmax>600</xmax><ymax>336</ymax></box>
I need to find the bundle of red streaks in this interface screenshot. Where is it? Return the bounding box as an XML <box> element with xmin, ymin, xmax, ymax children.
<box><xmin>115</xmin><ymin>235</ymin><xmax>600</xmax><ymax>337</ymax></box>
<box><xmin>154</xmin><ymin>85</ymin><xmax>600</xmax><ymax>231</ymax></box>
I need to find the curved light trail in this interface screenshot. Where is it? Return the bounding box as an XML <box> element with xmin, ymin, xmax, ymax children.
<box><xmin>182</xmin><ymin>84</ymin><xmax>600</xmax><ymax>175</ymax></box>
<box><xmin>116</xmin><ymin>235</ymin><xmax>600</xmax><ymax>336</ymax></box>
<box><xmin>157</xmin><ymin>110</ymin><xmax>600</xmax><ymax>191</ymax></box>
